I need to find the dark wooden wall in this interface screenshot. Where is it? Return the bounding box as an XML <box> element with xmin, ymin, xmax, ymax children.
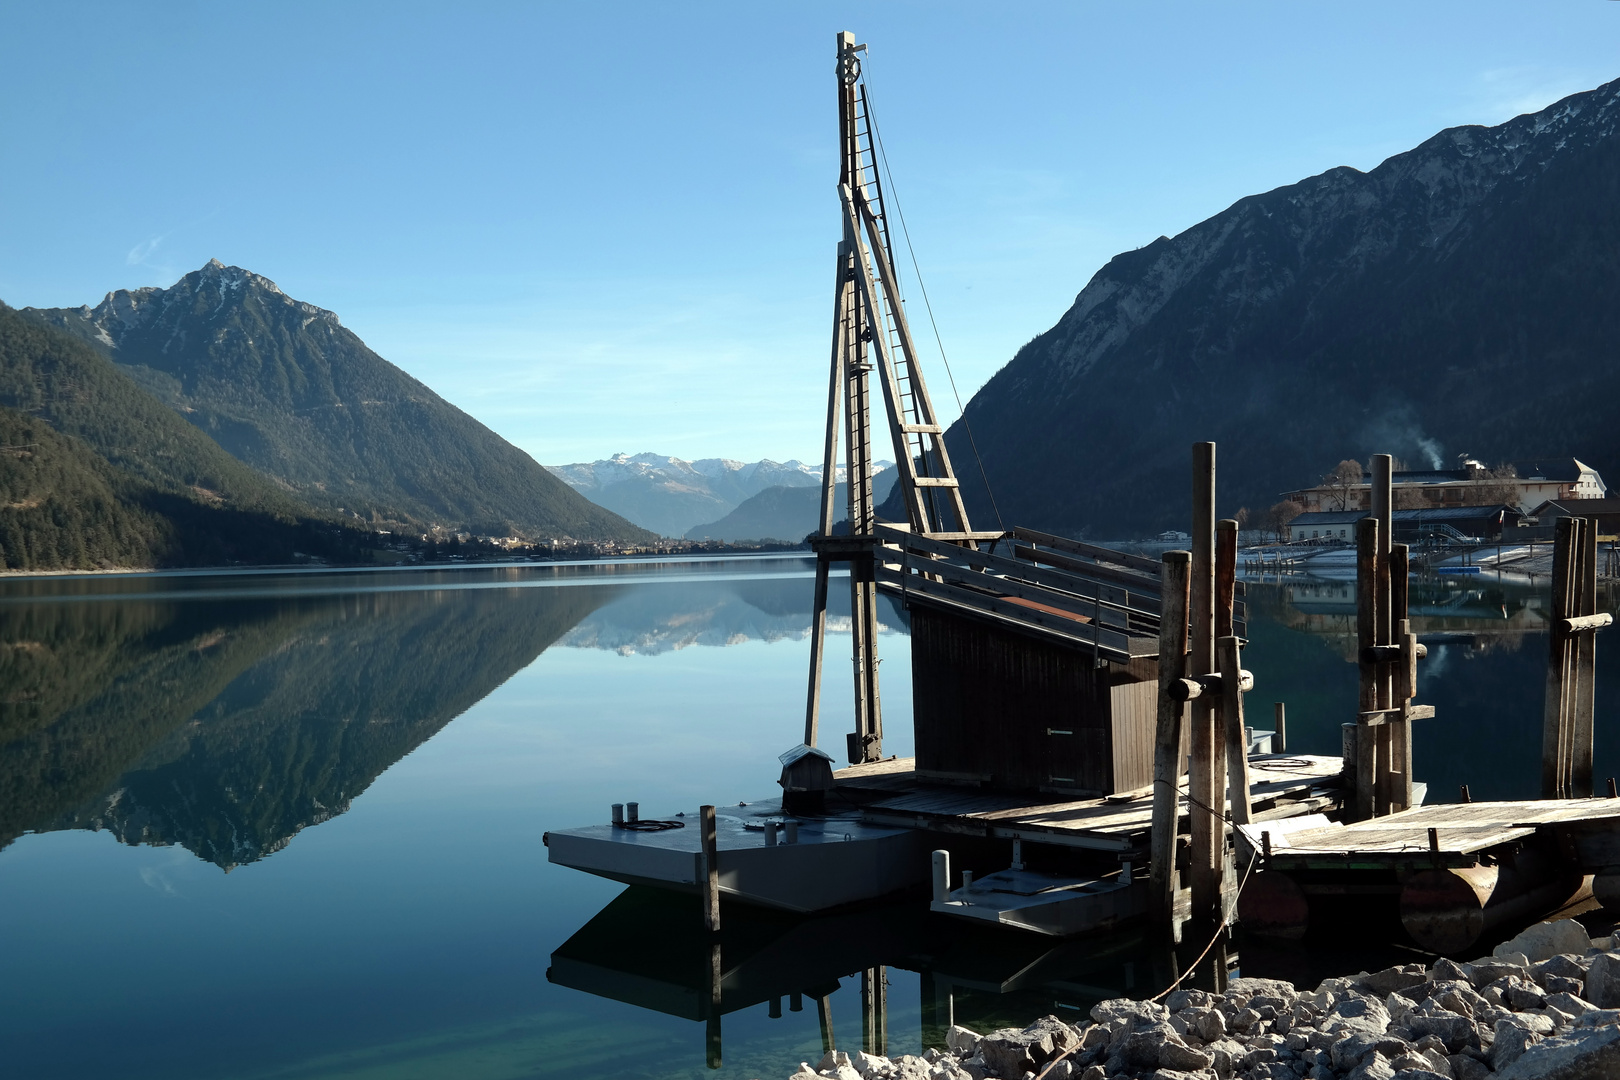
<box><xmin>910</xmin><ymin>606</ymin><xmax>1157</xmax><ymax>795</ymax></box>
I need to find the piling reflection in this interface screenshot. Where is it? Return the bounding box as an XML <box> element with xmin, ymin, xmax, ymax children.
<box><xmin>548</xmin><ymin>887</ymin><xmax>1201</xmax><ymax>1069</ymax></box>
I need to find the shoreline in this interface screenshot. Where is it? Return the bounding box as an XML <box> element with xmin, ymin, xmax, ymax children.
<box><xmin>788</xmin><ymin>918</ymin><xmax>1620</xmax><ymax>1080</ymax></box>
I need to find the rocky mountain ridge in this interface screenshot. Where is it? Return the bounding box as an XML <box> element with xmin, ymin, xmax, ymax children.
<box><xmin>28</xmin><ymin>261</ymin><xmax>649</xmax><ymax>542</ymax></box>
<box><xmin>923</xmin><ymin>76</ymin><xmax>1620</xmax><ymax>536</ymax></box>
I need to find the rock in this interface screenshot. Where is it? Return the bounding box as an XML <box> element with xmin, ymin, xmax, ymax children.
<box><xmin>1207</xmin><ymin>1037</ymin><xmax>1247</xmax><ymax>1077</ymax></box>
<box><xmin>1231</xmin><ymin>977</ymin><xmax>1298</xmax><ymax>1000</ymax></box>
<box><xmin>1583</xmin><ymin>952</ymin><xmax>1620</xmax><ymax>1008</ymax></box>
<box><xmin>1428</xmin><ymin>982</ymin><xmax>1484</xmax><ymax>1019</ymax></box>
<box><xmin>1507</xmin><ymin>982</ymin><xmax>1548</xmax><ymax>1010</ymax></box>
<box><xmin>1493</xmin><ymin>1019</ymin><xmax>1545</xmax><ymax>1071</ymax></box>
<box><xmin>1495</xmin><ymin>1021</ymin><xmax>1620</xmax><ymax>1079</ymax></box>
<box><xmin>1166</xmin><ymin>989</ymin><xmax>1210</xmax><ymax>1013</ymax></box>
<box><xmin>819</xmin><ymin>1051</ymin><xmax>852</xmax><ymax>1072</ymax></box>
<box><xmin>1428</xmin><ymin>958</ymin><xmax>1471</xmax><ymax>984</ymax></box>
<box><xmin>1332</xmin><ymin>1033</ymin><xmax>1412</xmax><ymax>1072</ymax></box>
<box><xmin>1078</xmin><ymin>1067</ymin><xmax>1104</xmax><ymax>1080</ymax></box>
<box><xmin>1079</xmin><ymin>1025</ymin><xmax>1109</xmax><ymax>1050</ymax></box>
<box><xmin>1041</xmin><ymin>1062</ymin><xmax>1074</xmax><ymax>1080</ymax></box>
<box><xmin>1534</xmin><ymin>953</ymin><xmax>1591</xmax><ymax>985</ymax></box>
<box><xmin>1496</xmin><ymin>919</ymin><xmax>1591</xmax><ymax>964</ymax></box>
<box><xmin>1159</xmin><ymin>1041</ymin><xmax>1213</xmax><ymax>1072</ymax></box>
<box><xmin>1547</xmin><ymin>974</ymin><xmax>1586</xmax><ymax>996</ymax></box>
<box><xmin>1492</xmin><ymin>949</ymin><xmax>1532</xmax><ymax>969</ymax></box>
<box><xmin>1189</xmin><ymin>1007</ymin><xmax>1226</xmax><ymax>1043</ymax></box>
<box><xmin>978</xmin><ymin>1026</ymin><xmax>1056</xmax><ymax>1076</ymax></box>
<box><xmin>827</xmin><ymin>1067</ymin><xmax>862</xmax><ymax>1080</ymax></box>
<box><xmin>1546</xmin><ymin>990</ymin><xmax>1598</xmax><ymax>1017</ymax></box>
<box><xmin>1367</xmin><ymin>964</ymin><xmax>1429</xmax><ymax>996</ymax></box>
<box><xmin>791</xmin><ymin>1064</ymin><xmax>820</xmax><ymax>1080</ymax></box>
<box><xmin>1089</xmin><ymin>999</ymin><xmax>1169</xmax><ymax>1028</ymax></box>
<box><xmin>947</xmin><ymin>1027</ymin><xmax>982</xmax><ymax>1056</ymax></box>
<box><xmin>1402</xmin><ymin>1010</ymin><xmax>1477</xmax><ymax>1053</ymax></box>
<box><xmin>1463</xmin><ymin>959</ymin><xmax>1526</xmax><ymax>988</ymax></box>
<box><xmin>1446</xmin><ymin>1053</ymin><xmax>1491</xmax><ymax>1080</ymax></box>
<box><xmin>1344</xmin><ymin>1052</ymin><xmax>1397</xmax><ymax>1080</ymax></box>
<box><xmin>1026</xmin><ymin>1017</ymin><xmax>1082</xmax><ymax>1055</ymax></box>
<box><xmin>852</xmin><ymin>1051</ymin><xmax>890</xmax><ymax>1078</ymax></box>
<box><xmin>1390</xmin><ymin>1070</ymin><xmax>1447</xmax><ymax>1080</ymax></box>
<box><xmin>1325</xmin><ymin>996</ymin><xmax>1392</xmax><ymax>1036</ymax></box>
<box><xmin>1575</xmin><ymin>1008</ymin><xmax>1620</xmax><ymax>1026</ymax></box>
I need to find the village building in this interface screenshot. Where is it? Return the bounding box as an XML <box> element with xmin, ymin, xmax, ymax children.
<box><xmin>1531</xmin><ymin>497</ymin><xmax>1620</xmax><ymax>536</ymax></box>
<box><xmin>1283</xmin><ymin>457</ymin><xmax>1605</xmax><ymax>515</ymax></box>
<box><xmin>1286</xmin><ymin>504</ymin><xmax>1524</xmax><ymax>543</ymax></box>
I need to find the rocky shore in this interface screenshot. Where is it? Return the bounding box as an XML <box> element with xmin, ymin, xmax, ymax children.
<box><xmin>787</xmin><ymin>919</ymin><xmax>1620</xmax><ymax>1080</ymax></box>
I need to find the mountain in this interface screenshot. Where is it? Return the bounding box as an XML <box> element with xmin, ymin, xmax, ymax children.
<box><xmin>0</xmin><ymin>305</ymin><xmax>374</xmax><ymax>570</ymax></box>
<box><xmin>683</xmin><ymin>467</ymin><xmax>899</xmax><ymax>542</ymax></box>
<box><xmin>548</xmin><ymin>452</ymin><xmax>891</xmax><ymax>537</ymax></box>
<box><xmin>914</xmin><ymin>78</ymin><xmax>1620</xmax><ymax>537</ymax></box>
<box><xmin>26</xmin><ymin>261</ymin><xmax>649</xmax><ymax>542</ymax></box>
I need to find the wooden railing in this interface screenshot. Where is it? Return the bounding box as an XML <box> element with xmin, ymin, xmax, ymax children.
<box><xmin>872</xmin><ymin>525</ymin><xmax>1166</xmax><ymax>662</ymax></box>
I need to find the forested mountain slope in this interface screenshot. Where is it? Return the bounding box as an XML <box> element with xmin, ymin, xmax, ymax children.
<box><xmin>28</xmin><ymin>262</ymin><xmax>649</xmax><ymax>541</ymax></box>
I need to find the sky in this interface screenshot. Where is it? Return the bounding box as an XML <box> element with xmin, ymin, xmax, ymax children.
<box><xmin>3</xmin><ymin>2</ymin><xmax>1620</xmax><ymax>467</ymax></box>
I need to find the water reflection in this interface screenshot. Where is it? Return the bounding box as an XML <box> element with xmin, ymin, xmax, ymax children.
<box><xmin>0</xmin><ymin>559</ymin><xmax>890</xmax><ymax>869</ymax></box>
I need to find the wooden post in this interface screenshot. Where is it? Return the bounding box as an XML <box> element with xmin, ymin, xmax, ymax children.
<box><xmin>817</xmin><ymin>994</ymin><xmax>836</xmax><ymax>1055</ymax></box>
<box><xmin>1544</xmin><ymin>517</ymin><xmax>1577</xmax><ymax>798</ymax></box>
<box><xmin>1219</xmin><ymin>634</ymin><xmax>1252</xmax><ymax>825</ymax></box>
<box><xmin>1354</xmin><ymin>516</ymin><xmax>1380</xmax><ymax>821</ymax></box>
<box><xmin>1390</xmin><ymin>542</ymin><xmax>1414</xmax><ymax>811</ymax></box>
<box><xmin>1150</xmin><ymin>550</ymin><xmax>1192</xmax><ymax>923</ymax></box>
<box><xmin>1372</xmin><ymin>455</ymin><xmax>1394</xmax><ymax>817</ymax></box>
<box><xmin>1273</xmin><ymin>702</ymin><xmax>1287</xmax><ymax>754</ymax></box>
<box><xmin>1188</xmin><ymin>443</ymin><xmax>1221</xmax><ymax>924</ymax></box>
<box><xmin>700</xmin><ymin>804</ymin><xmax>721</xmax><ymax>932</ymax></box>
<box><xmin>1574</xmin><ymin>518</ymin><xmax>1598</xmax><ymax>797</ymax></box>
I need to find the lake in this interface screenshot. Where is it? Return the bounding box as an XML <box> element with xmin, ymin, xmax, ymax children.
<box><xmin>1</xmin><ymin>557</ymin><xmax>1615</xmax><ymax>1079</ymax></box>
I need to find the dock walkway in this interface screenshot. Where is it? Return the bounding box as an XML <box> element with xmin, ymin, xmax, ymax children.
<box><xmin>834</xmin><ymin>755</ymin><xmax>1345</xmax><ymax>854</ymax></box>
<box><xmin>1240</xmin><ymin>798</ymin><xmax>1620</xmax><ymax>870</ymax></box>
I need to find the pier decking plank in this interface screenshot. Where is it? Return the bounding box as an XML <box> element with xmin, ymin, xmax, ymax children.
<box><xmin>833</xmin><ymin>755</ymin><xmax>1344</xmax><ymax>851</ymax></box>
<box><xmin>1245</xmin><ymin>797</ymin><xmax>1620</xmax><ymax>869</ymax></box>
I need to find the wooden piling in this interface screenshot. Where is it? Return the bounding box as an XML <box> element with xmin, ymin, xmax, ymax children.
<box><xmin>1574</xmin><ymin>518</ymin><xmax>1598</xmax><ymax>796</ymax></box>
<box><xmin>1150</xmin><ymin>550</ymin><xmax>1192</xmax><ymax>923</ymax></box>
<box><xmin>1544</xmin><ymin>518</ymin><xmax>1578</xmax><ymax>799</ymax></box>
<box><xmin>1390</xmin><ymin>543</ymin><xmax>1414</xmax><ymax>811</ymax></box>
<box><xmin>1372</xmin><ymin>455</ymin><xmax>1394</xmax><ymax>817</ymax></box>
<box><xmin>1189</xmin><ymin>442</ymin><xmax>1222</xmax><ymax>923</ymax></box>
<box><xmin>1354</xmin><ymin>517</ymin><xmax>1380</xmax><ymax>822</ymax></box>
<box><xmin>1273</xmin><ymin>702</ymin><xmax>1286</xmax><ymax>754</ymax></box>
<box><xmin>700</xmin><ymin>804</ymin><xmax>721</xmax><ymax>932</ymax></box>
<box><xmin>1219</xmin><ymin>634</ymin><xmax>1252</xmax><ymax>826</ymax></box>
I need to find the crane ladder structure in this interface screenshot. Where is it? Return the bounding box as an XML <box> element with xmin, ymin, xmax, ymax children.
<box><xmin>804</xmin><ymin>32</ymin><xmax>1005</xmax><ymax>765</ymax></box>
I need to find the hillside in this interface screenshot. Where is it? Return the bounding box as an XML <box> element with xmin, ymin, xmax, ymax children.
<box><xmin>547</xmin><ymin>452</ymin><xmax>838</xmax><ymax>537</ymax></box>
<box><xmin>684</xmin><ymin>467</ymin><xmax>897</xmax><ymax>542</ymax></box>
<box><xmin>0</xmin><ymin>306</ymin><xmax>376</xmax><ymax>570</ymax></box>
<box><xmin>28</xmin><ymin>262</ymin><xmax>649</xmax><ymax>542</ymax></box>
<box><xmin>910</xmin><ymin>78</ymin><xmax>1620</xmax><ymax>537</ymax></box>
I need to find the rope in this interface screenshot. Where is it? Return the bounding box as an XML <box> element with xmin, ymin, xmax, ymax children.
<box><xmin>859</xmin><ymin>62</ymin><xmax>1006</xmax><ymax>533</ymax></box>
<box><xmin>1032</xmin><ymin>845</ymin><xmax>1262</xmax><ymax>1080</ymax></box>
<box><xmin>616</xmin><ymin>819</ymin><xmax>685</xmax><ymax>832</ymax></box>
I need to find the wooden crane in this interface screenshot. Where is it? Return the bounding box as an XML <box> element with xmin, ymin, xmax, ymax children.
<box><xmin>803</xmin><ymin>32</ymin><xmax>1003</xmax><ymax>764</ymax></box>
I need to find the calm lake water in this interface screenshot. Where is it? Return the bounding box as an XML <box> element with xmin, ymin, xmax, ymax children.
<box><xmin>1</xmin><ymin>556</ymin><xmax>1616</xmax><ymax>1079</ymax></box>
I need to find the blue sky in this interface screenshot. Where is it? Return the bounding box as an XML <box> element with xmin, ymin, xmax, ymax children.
<box><xmin>3</xmin><ymin>2</ymin><xmax>1618</xmax><ymax>466</ymax></box>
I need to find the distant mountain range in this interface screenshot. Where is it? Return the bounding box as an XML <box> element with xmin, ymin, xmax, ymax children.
<box><xmin>549</xmin><ymin>452</ymin><xmax>893</xmax><ymax>537</ymax></box>
<box><xmin>683</xmin><ymin>468</ymin><xmax>900</xmax><ymax>542</ymax></box>
<box><xmin>905</xmin><ymin>77</ymin><xmax>1620</xmax><ymax>537</ymax></box>
<box><xmin>21</xmin><ymin>261</ymin><xmax>648</xmax><ymax>549</ymax></box>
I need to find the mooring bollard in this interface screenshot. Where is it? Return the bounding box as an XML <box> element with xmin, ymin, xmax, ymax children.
<box><xmin>932</xmin><ymin>849</ymin><xmax>950</xmax><ymax>902</ymax></box>
<box><xmin>764</xmin><ymin>822</ymin><xmax>777</xmax><ymax>847</ymax></box>
<box><xmin>961</xmin><ymin>870</ymin><xmax>974</xmax><ymax>890</ymax></box>
<box><xmin>611</xmin><ymin>803</ymin><xmax>624</xmax><ymax>827</ymax></box>
<box><xmin>785</xmin><ymin>820</ymin><xmax>799</xmax><ymax>844</ymax></box>
<box><xmin>626</xmin><ymin>801</ymin><xmax>639</xmax><ymax>823</ymax></box>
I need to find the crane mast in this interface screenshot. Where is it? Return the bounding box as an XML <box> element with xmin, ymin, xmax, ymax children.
<box><xmin>804</xmin><ymin>31</ymin><xmax>1002</xmax><ymax>764</ymax></box>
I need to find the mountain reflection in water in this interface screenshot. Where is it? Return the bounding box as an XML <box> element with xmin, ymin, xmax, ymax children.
<box><xmin>0</xmin><ymin>558</ymin><xmax>885</xmax><ymax>869</ymax></box>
